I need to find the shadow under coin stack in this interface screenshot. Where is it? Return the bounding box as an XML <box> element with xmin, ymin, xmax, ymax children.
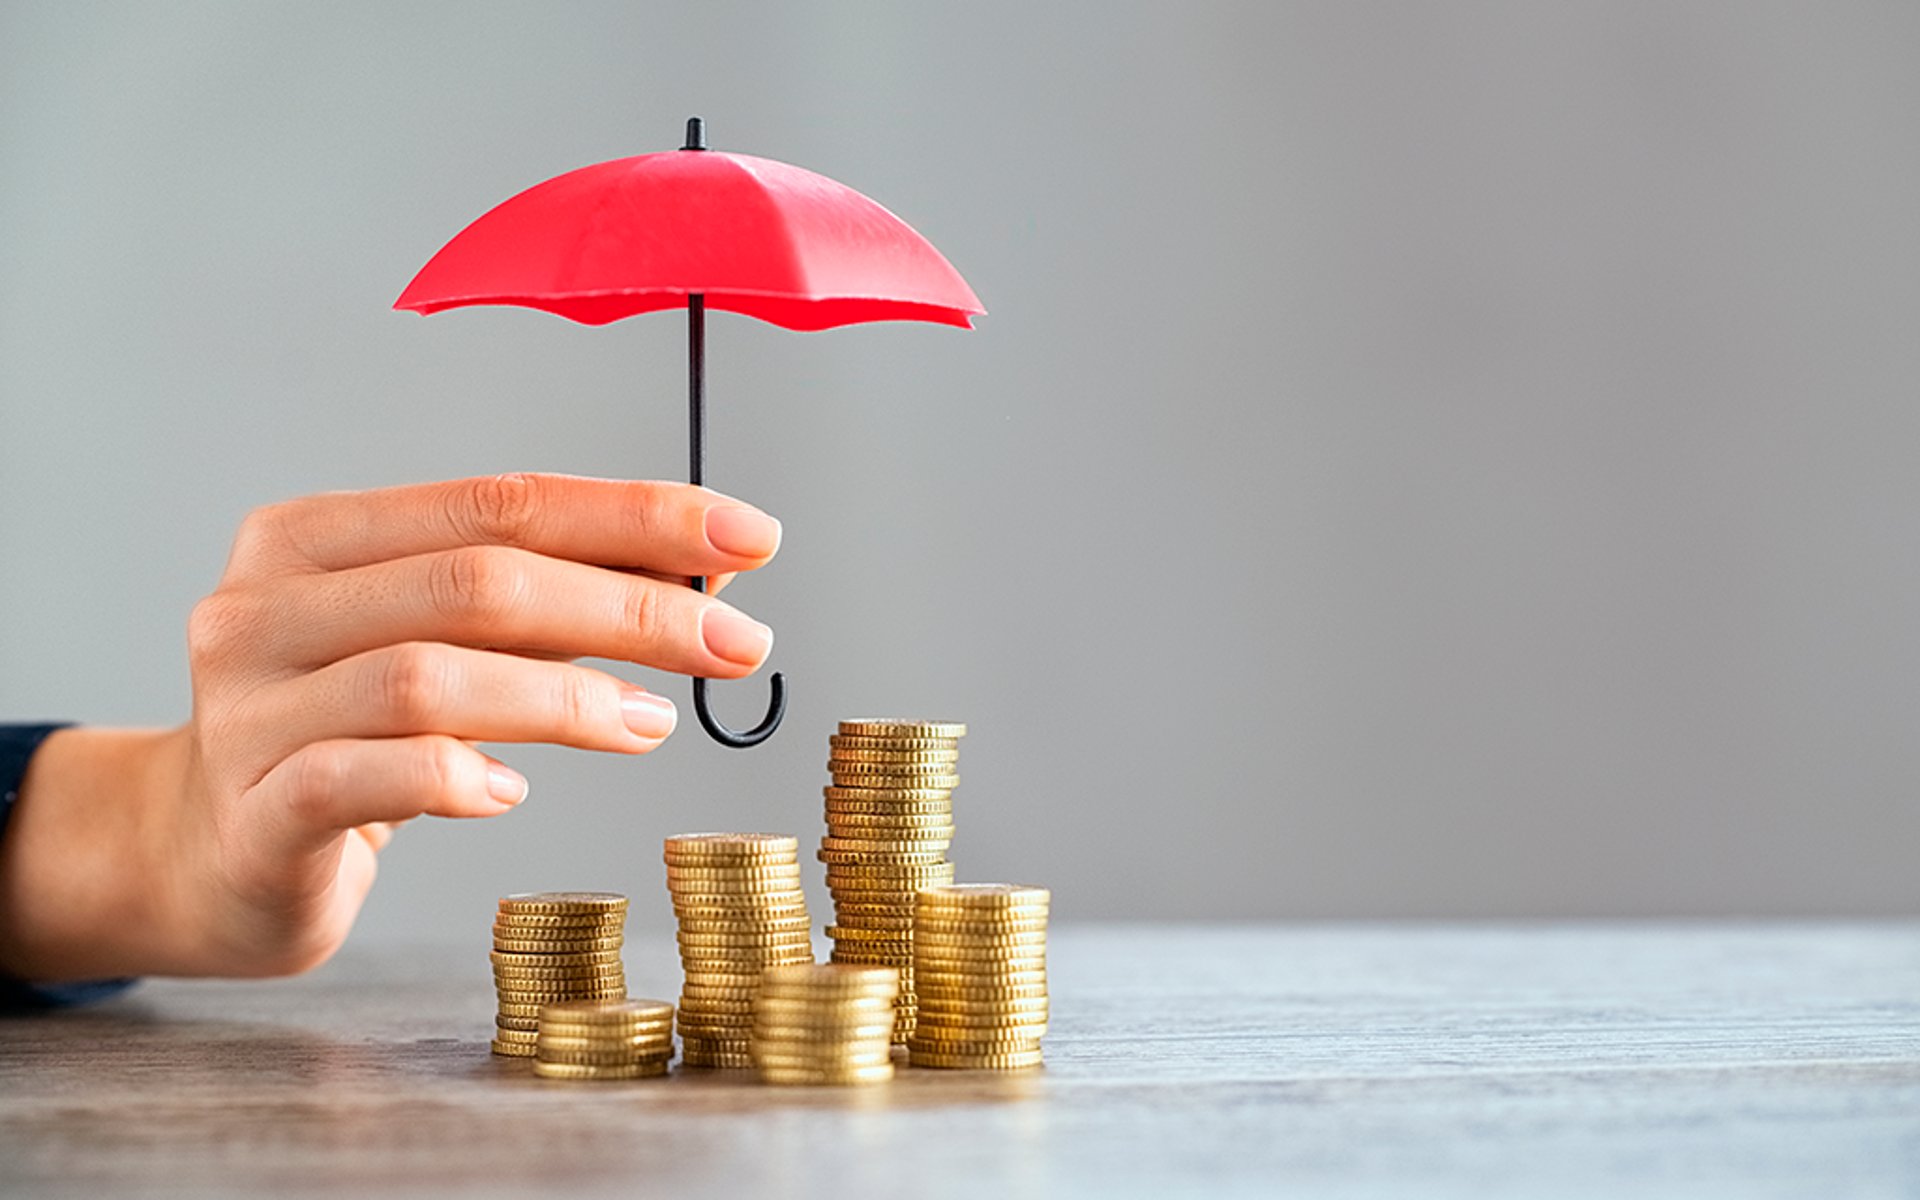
<box><xmin>909</xmin><ymin>884</ymin><xmax>1050</xmax><ymax>1070</ymax></box>
<box><xmin>750</xmin><ymin>964</ymin><xmax>900</xmax><ymax>1086</ymax></box>
<box><xmin>532</xmin><ymin>998</ymin><xmax>675</xmax><ymax>1080</ymax></box>
<box><xmin>490</xmin><ymin>892</ymin><xmax>629</xmax><ymax>1057</ymax></box>
<box><xmin>821</xmin><ymin>719</ymin><xmax>965</xmax><ymax>1044</ymax></box>
<box><xmin>664</xmin><ymin>834</ymin><xmax>815</xmax><ymax>1068</ymax></box>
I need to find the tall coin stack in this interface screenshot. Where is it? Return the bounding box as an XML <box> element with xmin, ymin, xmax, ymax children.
<box><xmin>750</xmin><ymin>964</ymin><xmax>900</xmax><ymax>1086</ymax></box>
<box><xmin>821</xmin><ymin>718</ymin><xmax>965</xmax><ymax>1043</ymax></box>
<box><xmin>664</xmin><ymin>833</ymin><xmax>815</xmax><ymax>1068</ymax></box>
<box><xmin>908</xmin><ymin>884</ymin><xmax>1049</xmax><ymax>1070</ymax></box>
<box><xmin>490</xmin><ymin>892</ymin><xmax>629</xmax><ymax>1057</ymax></box>
<box><xmin>532</xmin><ymin>998</ymin><xmax>676</xmax><ymax>1081</ymax></box>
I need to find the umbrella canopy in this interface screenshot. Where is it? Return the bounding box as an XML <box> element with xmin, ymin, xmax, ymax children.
<box><xmin>394</xmin><ymin>137</ymin><xmax>983</xmax><ymax>331</ymax></box>
<box><xmin>393</xmin><ymin>119</ymin><xmax>981</xmax><ymax>750</ymax></box>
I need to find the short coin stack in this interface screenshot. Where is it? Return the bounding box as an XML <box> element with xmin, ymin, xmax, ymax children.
<box><xmin>491</xmin><ymin>892</ymin><xmax>629</xmax><ymax>1057</ymax></box>
<box><xmin>532</xmin><ymin>998</ymin><xmax>676</xmax><ymax>1080</ymax></box>
<box><xmin>821</xmin><ymin>718</ymin><xmax>965</xmax><ymax>1043</ymax></box>
<box><xmin>665</xmin><ymin>834</ymin><xmax>815</xmax><ymax>1068</ymax></box>
<box><xmin>909</xmin><ymin>884</ymin><xmax>1049</xmax><ymax>1070</ymax></box>
<box><xmin>750</xmin><ymin>964</ymin><xmax>900</xmax><ymax>1086</ymax></box>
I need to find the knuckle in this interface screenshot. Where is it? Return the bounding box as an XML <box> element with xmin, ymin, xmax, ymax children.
<box><xmin>284</xmin><ymin>743</ymin><xmax>350</xmax><ymax>826</ymax></box>
<box><xmin>228</xmin><ymin>504</ymin><xmax>287</xmax><ymax>568</ymax></box>
<box><xmin>554</xmin><ymin>670</ymin><xmax>606</xmax><ymax>734</ymax></box>
<box><xmin>428</xmin><ymin>545</ymin><xmax>526</xmax><ymax>626</ymax></box>
<box><xmin>372</xmin><ymin>643</ymin><xmax>450</xmax><ymax>725</ymax></box>
<box><xmin>622</xmin><ymin>581</ymin><xmax>673</xmax><ymax>652</ymax></box>
<box><xmin>185</xmin><ymin>591</ymin><xmax>253</xmax><ymax>670</ymax></box>
<box><xmin>459</xmin><ymin>473</ymin><xmax>541</xmax><ymax>546</ymax></box>
<box><xmin>412</xmin><ymin>736</ymin><xmax>473</xmax><ymax>800</ymax></box>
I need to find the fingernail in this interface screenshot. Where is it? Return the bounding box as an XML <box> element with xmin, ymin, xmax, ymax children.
<box><xmin>486</xmin><ymin>763</ymin><xmax>529</xmax><ymax>806</ymax></box>
<box><xmin>705</xmin><ymin>505</ymin><xmax>782</xmax><ymax>558</ymax></box>
<box><xmin>702</xmin><ymin>607</ymin><xmax>774</xmax><ymax>667</ymax></box>
<box><xmin>620</xmin><ymin>688</ymin><xmax>677</xmax><ymax>740</ymax></box>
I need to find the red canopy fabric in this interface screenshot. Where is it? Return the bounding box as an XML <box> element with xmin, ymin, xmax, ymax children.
<box><xmin>394</xmin><ymin>149</ymin><xmax>983</xmax><ymax>332</ymax></box>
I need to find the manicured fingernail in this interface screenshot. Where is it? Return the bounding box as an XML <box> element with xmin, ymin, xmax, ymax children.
<box><xmin>620</xmin><ymin>688</ymin><xmax>677</xmax><ymax>739</ymax></box>
<box><xmin>702</xmin><ymin>607</ymin><xmax>774</xmax><ymax>667</ymax></box>
<box><xmin>705</xmin><ymin>505</ymin><xmax>782</xmax><ymax>558</ymax></box>
<box><xmin>486</xmin><ymin>763</ymin><xmax>529</xmax><ymax>806</ymax></box>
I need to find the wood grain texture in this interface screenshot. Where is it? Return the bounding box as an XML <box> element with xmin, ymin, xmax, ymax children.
<box><xmin>3</xmin><ymin>923</ymin><xmax>1917</xmax><ymax>1198</ymax></box>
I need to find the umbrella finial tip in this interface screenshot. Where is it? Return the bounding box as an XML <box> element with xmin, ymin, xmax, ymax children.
<box><xmin>683</xmin><ymin>116</ymin><xmax>707</xmax><ymax>151</ymax></box>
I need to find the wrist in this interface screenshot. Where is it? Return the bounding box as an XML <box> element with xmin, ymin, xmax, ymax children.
<box><xmin>0</xmin><ymin>726</ymin><xmax>189</xmax><ymax>980</ymax></box>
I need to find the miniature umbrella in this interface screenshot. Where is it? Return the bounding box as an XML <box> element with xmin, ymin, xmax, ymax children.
<box><xmin>395</xmin><ymin>117</ymin><xmax>983</xmax><ymax>749</ymax></box>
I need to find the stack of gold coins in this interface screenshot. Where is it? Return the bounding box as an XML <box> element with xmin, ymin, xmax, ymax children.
<box><xmin>532</xmin><ymin>998</ymin><xmax>675</xmax><ymax>1080</ymax></box>
<box><xmin>750</xmin><ymin>964</ymin><xmax>900</xmax><ymax>1086</ymax></box>
<box><xmin>490</xmin><ymin>892</ymin><xmax>628</xmax><ymax>1057</ymax></box>
<box><xmin>822</xmin><ymin>718</ymin><xmax>964</xmax><ymax>1043</ymax></box>
<box><xmin>664</xmin><ymin>833</ymin><xmax>814</xmax><ymax>1068</ymax></box>
<box><xmin>908</xmin><ymin>884</ymin><xmax>1049</xmax><ymax>1070</ymax></box>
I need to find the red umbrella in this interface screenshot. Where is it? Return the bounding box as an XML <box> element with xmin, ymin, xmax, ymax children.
<box><xmin>395</xmin><ymin>118</ymin><xmax>983</xmax><ymax>748</ymax></box>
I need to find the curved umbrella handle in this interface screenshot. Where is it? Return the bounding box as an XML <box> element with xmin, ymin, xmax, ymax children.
<box><xmin>685</xmin><ymin>282</ymin><xmax>787</xmax><ymax>748</ymax></box>
<box><xmin>691</xmin><ymin>641</ymin><xmax>787</xmax><ymax>749</ymax></box>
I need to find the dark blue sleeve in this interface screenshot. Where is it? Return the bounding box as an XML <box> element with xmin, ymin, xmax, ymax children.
<box><xmin>0</xmin><ymin>724</ymin><xmax>138</xmax><ymax>1009</ymax></box>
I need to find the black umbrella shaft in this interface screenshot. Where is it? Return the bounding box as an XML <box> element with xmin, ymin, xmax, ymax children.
<box><xmin>689</xmin><ymin>292</ymin><xmax>706</xmax><ymax>505</ymax></box>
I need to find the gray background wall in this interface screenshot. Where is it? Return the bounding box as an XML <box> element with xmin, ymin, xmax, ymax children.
<box><xmin>2</xmin><ymin>2</ymin><xmax>1916</xmax><ymax>946</ymax></box>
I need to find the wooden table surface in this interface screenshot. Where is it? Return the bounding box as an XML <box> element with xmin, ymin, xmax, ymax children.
<box><xmin>3</xmin><ymin>922</ymin><xmax>1917</xmax><ymax>1198</ymax></box>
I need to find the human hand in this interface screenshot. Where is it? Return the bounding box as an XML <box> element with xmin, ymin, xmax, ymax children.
<box><xmin>0</xmin><ymin>474</ymin><xmax>779</xmax><ymax>980</ymax></box>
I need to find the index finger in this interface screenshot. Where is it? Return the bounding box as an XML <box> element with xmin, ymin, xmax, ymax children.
<box><xmin>226</xmin><ymin>474</ymin><xmax>780</xmax><ymax>584</ymax></box>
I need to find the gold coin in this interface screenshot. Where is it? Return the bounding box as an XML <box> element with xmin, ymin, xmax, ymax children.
<box><xmin>912</xmin><ymin>917</ymin><xmax>1049</xmax><ymax>936</ymax></box>
<box><xmin>536</xmin><ymin>1049</ymin><xmax>673</xmax><ymax>1069</ymax></box>
<box><xmin>663</xmin><ymin>832</ymin><xmax>798</xmax><ymax>856</ymax></box>
<box><xmin>828</xmin><ymin>756</ymin><xmax>959</xmax><ymax>774</ymax></box>
<box><xmin>822</xmin><ymin>839</ymin><xmax>953</xmax><ymax>857</ymax></box>
<box><xmin>916</xmin><ymin>993</ymin><xmax>1050</xmax><ymax>1013</ymax></box>
<box><xmin>493</xmin><ymin>912</ymin><xmax>628</xmax><ymax>931</ymax></box>
<box><xmin>677</xmin><ymin>924</ymin><xmax>814</xmax><ymax>942</ymax></box>
<box><xmin>824</xmin><ymin>819</ymin><xmax>956</xmax><ymax>837</ymax></box>
<box><xmin>750</xmin><ymin>1001</ymin><xmax>898</xmax><ymax>1025</ymax></box>
<box><xmin>490</xmin><ymin>948</ymin><xmax>623</xmax><ymax>967</ymax></box>
<box><xmin>829</xmin><ymin>916</ymin><xmax>916</xmax><ymax>933</ymax></box>
<box><xmin>677</xmin><ymin>1018</ymin><xmax>755</xmax><ymax>1037</ymax></box>
<box><xmin>495</xmin><ymin>1014</ymin><xmax>541</xmax><ymax>1032</ymax></box>
<box><xmin>671</xmin><ymin>896</ymin><xmax>810</xmax><ymax>915</ymax></box>
<box><xmin>681</xmin><ymin>967</ymin><xmax>783</xmax><ymax>985</ymax></box>
<box><xmin>907</xmin><ymin>1046</ymin><xmax>1043</xmax><ymax>1070</ymax></box>
<box><xmin>827</xmin><ymin>746</ymin><xmax>960</xmax><ymax>764</ymax></box>
<box><xmin>498</xmin><ymin>891</ymin><xmax>628</xmax><ymax>915</ymax></box>
<box><xmin>911</xmin><ymin>1013</ymin><xmax>1049</xmax><ymax>1034</ymax></box>
<box><xmin>826</xmin><ymin>859</ymin><xmax>954</xmax><ymax>877</ymax></box>
<box><xmin>831</xmin><ymin>773</ymin><xmax>960</xmax><ymax>790</ymax></box>
<box><xmin>825</xmin><ymin>924</ymin><xmax>916</xmax><ymax>941</ymax></box>
<box><xmin>537</xmin><ymin>998</ymin><xmax>671</xmax><ymax>1024</ymax></box>
<box><xmin>492</xmin><ymin>1026</ymin><xmax>539</xmax><ymax>1043</ymax></box>
<box><xmin>914</xmin><ymin>985</ymin><xmax>1049</xmax><ymax>1004</ymax></box>
<box><xmin>495</xmin><ymin>985</ymin><xmax>628</xmax><ymax>1004</ymax></box>
<box><xmin>674</xmin><ymin>917</ymin><xmax>813</xmax><ymax>937</ymax></box>
<box><xmin>751</xmin><ymin>1022</ymin><xmax>896</xmax><ymax>1043</ymax></box>
<box><xmin>493</xmin><ymin>964</ymin><xmax>626</xmax><ymax>982</ymax></box>
<box><xmin>829</xmin><ymin>733</ymin><xmax>960</xmax><ymax>751</ymax></box>
<box><xmin>490</xmin><ymin>1038</ymin><xmax>538</xmax><ymax>1057</ymax></box>
<box><xmin>757</xmin><ymin>963</ymin><xmax>900</xmax><ymax>991</ymax></box>
<box><xmin>678</xmin><ymin>983</ymin><xmax>758</xmax><ymax>1001</ymax></box>
<box><xmin>490</xmin><ymin>936</ymin><xmax>625</xmax><ymax>956</ymax></box>
<box><xmin>913</xmin><ymin>925</ymin><xmax>1052</xmax><ymax>944</ymax></box>
<box><xmin>824</xmin><ymin>798</ymin><xmax>953</xmax><ymax>817</ymax></box>
<box><xmin>817</xmin><ymin>846</ymin><xmax>950</xmax><ymax>866</ymax></box>
<box><xmin>496</xmin><ymin>1001</ymin><xmax>559</xmax><ymax>1019</ymax></box>
<box><xmin>665</xmin><ymin>862</ymin><xmax>803</xmax><ymax>880</ymax></box>
<box><xmin>916</xmin><ymin>883</ymin><xmax>1050</xmax><ymax>909</ymax></box>
<box><xmin>831</xmin><ymin>900</ymin><xmax>922</xmax><ymax>916</ymax></box>
<box><xmin>830</xmin><ymin>952</ymin><xmax>916</xmax><ymax>970</ymax></box>
<box><xmin>751</xmin><ymin>1047</ymin><xmax>894</xmax><ymax>1070</ymax></box>
<box><xmin>532</xmin><ymin>1059</ymin><xmax>669</xmax><ymax>1080</ymax></box>
<box><xmin>912</xmin><ymin>968</ymin><xmax>1047</xmax><ymax>988</ymax></box>
<box><xmin>680</xmin><ymin>942</ymin><xmax>814</xmax><ymax>962</ymax></box>
<box><xmin>824</xmin><ymin>786</ymin><xmax>954</xmax><ymax>804</ymax></box>
<box><xmin>838</xmin><ymin>719</ymin><xmax>967</xmax><ymax>739</ymax></box>
<box><xmin>538</xmin><ymin>1030</ymin><xmax>674</xmax><ymax>1050</ymax></box>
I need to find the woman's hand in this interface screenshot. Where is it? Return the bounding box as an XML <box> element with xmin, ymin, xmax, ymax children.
<box><xmin>0</xmin><ymin>474</ymin><xmax>779</xmax><ymax>981</ymax></box>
